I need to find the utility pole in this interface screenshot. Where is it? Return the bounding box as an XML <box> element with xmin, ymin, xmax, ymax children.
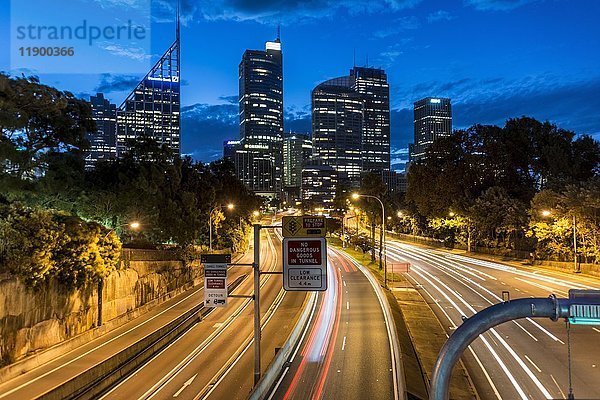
<box><xmin>573</xmin><ymin>215</ymin><xmax>579</xmax><ymax>273</ymax></box>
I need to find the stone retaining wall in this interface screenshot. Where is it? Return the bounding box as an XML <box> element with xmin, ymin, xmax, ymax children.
<box><xmin>0</xmin><ymin>256</ymin><xmax>201</xmax><ymax>366</ymax></box>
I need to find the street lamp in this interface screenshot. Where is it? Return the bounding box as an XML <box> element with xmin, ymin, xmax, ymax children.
<box><xmin>104</xmin><ymin>220</ymin><xmax>141</xmax><ymax>239</ymax></box>
<box><xmin>209</xmin><ymin>203</ymin><xmax>235</xmax><ymax>251</ymax></box>
<box><xmin>351</xmin><ymin>193</ymin><xmax>388</xmax><ymax>288</ymax></box>
<box><xmin>541</xmin><ymin>210</ymin><xmax>580</xmax><ymax>273</ymax></box>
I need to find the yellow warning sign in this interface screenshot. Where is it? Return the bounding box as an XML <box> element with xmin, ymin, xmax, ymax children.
<box><xmin>282</xmin><ymin>216</ymin><xmax>327</xmax><ymax>238</ymax></box>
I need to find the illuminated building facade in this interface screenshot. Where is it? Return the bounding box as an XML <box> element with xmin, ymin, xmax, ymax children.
<box><xmin>234</xmin><ymin>37</ymin><xmax>284</xmax><ymax>198</ymax></box>
<box><xmin>86</xmin><ymin>17</ymin><xmax>181</xmax><ymax>165</ymax></box>
<box><xmin>351</xmin><ymin>67</ymin><xmax>390</xmax><ymax>171</ymax></box>
<box><xmin>85</xmin><ymin>93</ymin><xmax>117</xmax><ymax>169</ymax></box>
<box><xmin>311</xmin><ymin>76</ymin><xmax>364</xmax><ymax>183</ymax></box>
<box><xmin>283</xmin><ymin>133</ymin><xmax>312</xmax><ymax>203</ymax></box>
<box><xmin>283</xmin><ymin>133</ymin><xmax>312</xmax><ymax>187</ymax></box>
<box><xmin>409</xmin><ymin>97</ymin><xmax>452</xmax><ymax>162</ymax></box>
<box><xmin>301</xmin><ymin>164</ymin><xmax>338</xmax><ymax>206</ymax></box>
<box><xmin>116</xmin><ymin>35</ymin><xmax>180</xmax><ymax>156</ymax></box>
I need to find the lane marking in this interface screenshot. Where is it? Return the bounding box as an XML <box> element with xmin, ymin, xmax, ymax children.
<box><xmin>343</xmin><ymin>280</ymin><xmax>346</xmax><ymax>287</ymax></box>
<box><xmin>550</xmin><ymin>374</ymin><xmax>566</xmax><ymax>399</ymax></box>
<box><xmin>514</xmin><ymin>277</ymin><xmax>568</xmax><ymax>296</ymax></box>
<box><xmin>513</xmin><ymin>321</ymin><xmax>538</xmax><ymax>342</ymax></box>
<box><xmin>266</xmin><ymin>293</ymin><xmax>318</xmax><ymax>400</ymax></box>
<box><xmin>411</xmin><ymin>275</ymin><xmax>502</xmax><ymax>400</ymax></box>
<box><xmin>524</xmin><ymin>355</ymin><xmax>542</xmax><ymax>373</ymax></box>
<box><xmin>0</xmin><ymin>286</ymin><xmax>205</xmax><ymax>399</ymax></box>
<box><xmin>341</xmin><ymin>336</ymin><xmax>346</xmax><ymax>351</ymax></box>
<box><xmin>118</xmin><ymin>229</ymin><xmax>280</xmax><ymax>400</ymax></box>
<box><xmin>409</xmin><ymin>265</ymin><xmax>551</xmax><ymax>399</ymax></box>
<box><xmin>346</xmin><ymin>301</ymin><xmax>350</xmax><ymax>310</ymax></box>
<box><xmin>525</xmin><ymin>318</ymin><xmax>565</xmax><ymax>344</ymax></box>
<box><xmin>342</xmin><ymin>251</ymin><xmax>401</xmax><ymax>400</ymax></box>
<box><xmin>173</xmin><ymin>374</ymin><xmax>197</xmax><ymax>398</ymax></box>
<box><xmin>388</xmin><ymin>245</ymin><xmax>565</xmax><ymax>344</ymax></box>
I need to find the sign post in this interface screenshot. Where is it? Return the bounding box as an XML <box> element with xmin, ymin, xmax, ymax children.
<box><xmin>201</xmin><ymin>254</ymin><xmax>231</xmax><ymax>307</ymax></box>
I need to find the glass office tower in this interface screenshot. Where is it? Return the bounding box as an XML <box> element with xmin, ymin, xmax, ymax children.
<box><xmin>351</xmin><ymin>67</ymin><xmax>390</xmax><ymax>171</ymax></box>
<box><xmin>410</xmin><ymin>97</ymin><xmax>452</xmax><ymax>162</ymax></box>
<box><xmin>235</xmin><ymin>37</ymin><xmax>284</xmax><ymax>198</ymax></box>
<box><xmin>116</xmin><ymin>34</ymin><xmax>181</xmax><ymax>156</ymax></box>
<box><xmin>311</xmin><ymin>76</ymin><xmax>364</xmax><ymax>183</ymax></box>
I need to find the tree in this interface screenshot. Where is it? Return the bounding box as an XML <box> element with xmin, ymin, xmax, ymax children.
<box><xmin>0</xmin><ymin>74</ymin><xmax>94</xmax><ymax>180</ymax></box>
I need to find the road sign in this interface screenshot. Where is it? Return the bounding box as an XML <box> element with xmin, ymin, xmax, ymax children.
<box><xmin>391</xmin><ymin>262</ymin><xmax>411</xmax><ymax>273</ymax></box>
<box><xmin>202</xmin><ymin>254</ymin><xmax>230</xmax><ymax>307</ymax></box>
<box><xmin>568</xmin><ymin>289</ymin><xmax>600</xmax><ymax>325</ymax></box>
<box><xmin>282</xmin><ymin>216</ymin><xmax>326</xmax><ymax>238</ymax></box>
<box><xmin>283</xmin><ymin>237</ymin><xmax>327</xmax><ymax>291</ymax></box>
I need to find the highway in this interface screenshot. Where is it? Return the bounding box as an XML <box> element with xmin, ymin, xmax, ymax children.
<box><xmin>386</xmin><ymin>239</ymin><xmax>600</xmax><ymax>400</ymax></box>
<box><xmin>270</xmin><ymin>247</ymin><xmax>400</xmax><ymax>400</ymax></box>
<box><xmin>0</xmin><ymin>227</ymin><xmax>307</xmax><ymax>400</ymax></box>
<box><xmin>98</xmin><ymin>227</ymin><xmax>307</xmax><ymax>400</ymax></box>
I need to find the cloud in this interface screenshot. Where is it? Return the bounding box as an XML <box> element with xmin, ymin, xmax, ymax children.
<box><xmin>94</xmin><ymin>74</ymin><xmax>141</xmax><ymax>93</ymax></box>
<box><xmin>180</xmin><ymin>102</ymin><xmax>238</xmax><ymax>161</ymax></box>
<box><xmin>101</xmin><ymin>44</ymin><xmax>152</xmax><ymax>62</ymax></box>
<box><xmin>464</xmin><ymin>0</ymin><xmax>541</xmax><ymax>11</ymax></box>
<box><xmin>218</xmin><ymin>95</ymin><xmax>239</xmax><ymax>104</ymax></box>
<box><xmin>389</xmin><ymin>76</ymin><xmax>600</xmax><ymax>160</ymax></box>
<box><xmin>373</xmin><ymin>16</ymin><xmax>420</xmax><ymax>38</ymax></box>
<box><xmin>153</xmin><ymin>0</ymin><xmax>422</xmax><ymax>25</ymax></box>
<box><xmin>427</xmin><ymin>10</ymin><xmax>456</xmax><ymax>23</ymax></box>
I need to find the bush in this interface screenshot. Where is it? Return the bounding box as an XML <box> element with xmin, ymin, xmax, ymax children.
<box><xmin>0</xmin><ymin>204</ymin><xmax>122</xmax><ymax>289</ymax></box>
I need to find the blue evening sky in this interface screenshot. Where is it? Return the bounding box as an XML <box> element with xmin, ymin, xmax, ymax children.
<box><xmin>1</xmin><ymin>0</ymin><xmax>599</xmax><ymax>168</ymax></box>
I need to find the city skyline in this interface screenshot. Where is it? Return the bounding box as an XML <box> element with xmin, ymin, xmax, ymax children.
<box><xmin>1</xmin><ymin>0</ymin><xmax>599</xmax><ymax>169</ymax></box>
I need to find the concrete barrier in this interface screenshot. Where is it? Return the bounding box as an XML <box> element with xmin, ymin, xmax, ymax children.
<box><xmin>39</xmin><ymin>274</ymin><xmax>248</xmax><ymax>400</ymax></box>
<box><xmin>248</xmin><ymin>292</ymin><xmax>317</xmax><ymax>400</ymax></box>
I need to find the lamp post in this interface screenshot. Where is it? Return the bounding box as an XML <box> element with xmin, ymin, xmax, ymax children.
<box><xmin>209</xmin><ymin>203</ymin><xmax>234</xmax><ymax>251</ymax></box>
<box><xmin>352</xmin><ymin>193</ymin><xmax>388</xmax><ymax>288</ymax></box>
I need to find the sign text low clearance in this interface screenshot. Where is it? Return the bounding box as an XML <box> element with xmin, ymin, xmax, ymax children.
<box><xmin>283</xmin><ymin>237</ymin><xmax>327</xmax><ymax>292</ymax></box>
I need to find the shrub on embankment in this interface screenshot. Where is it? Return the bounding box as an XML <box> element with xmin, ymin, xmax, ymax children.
<box><xmin>0</xmin><ymin>203</ymin><xmax>121</xmax><ymax>289</ymax></box>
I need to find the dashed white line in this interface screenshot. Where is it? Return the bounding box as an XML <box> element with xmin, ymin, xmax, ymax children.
<box><xmin>346</xmin><ymin>301</ymin><xmax>350</xmax><ymax>310</ymax></box>
<box><xmin>342</xmin><ymin>336</ymin><xmax>347</xmax><ymax>351</ymax></box>
<box><xmin>593</xmin><ymin>328</ymin><xmax>600</xmax><ymax>334</ymax></box>
<box><xmin>550</xmin><ymin>374</ymin><xmax>566</xmax><ymax>399</ymax></box>
<box><xmin>524</xmin><ymin>355</ymin><xmax>542</xmax><ymax>373</ymax></box>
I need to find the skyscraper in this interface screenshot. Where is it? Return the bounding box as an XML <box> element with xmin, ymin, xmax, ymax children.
<box><xmin>283</xmin><ymin>133</ymin><xmax>312</xmax><ymax>187</ymax></box>
<box><xmin>351</xmin><ymin>67</ymin><xmax>390</xmax><ymax>171</ymax></box>
<box><xmin>409</xmin><ymin>97</ymin><xmax>452</xmax><ymax>162</ymax></box>
<box><xmin>235</xmin><ymin>37</ymin><xmax>284</xmax><ymax>198</ymax></box>
<box><xmin>283</xmin><ymin>133</ymin><xmax>312</xmax><ymax>202</ymax></box>
<box><xmin>301</xmin><ymin>164</ymin><xmax>338</xmax><ymax>206</ymax></box>
<box><xmin>311</xmin><ymin>76</ymin><xmax>364</xmax><ymax>183</ymax></box>
<box><xmin>117</xmin><ymin>36</ymin><xmax>180</xmax><ymax>157</ymax></box>
<box><xmin>85</xmin><ymin>93</ymin><xmax>117</xmax><ymax>169</ymax></box>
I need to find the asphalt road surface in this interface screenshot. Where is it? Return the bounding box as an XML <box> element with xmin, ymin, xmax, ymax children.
<box><xmin>386</xmin><ymin>239</ymin><xmax>600</xmax><ymax>400</ymax></box>
<box><xmin>270</xmin><ymin>247</ymin><xmax>398</xmax><ymax>400</ymax></box>
<box><xmin>99</xmin><ymin>227</ymin><xmax>308</xmax><ymax>400</ymax></box>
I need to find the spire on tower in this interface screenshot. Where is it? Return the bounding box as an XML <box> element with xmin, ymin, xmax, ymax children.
<box><xmin>276</xmin><ymin>24</ymin><xmax>281</xmax><ymax>42</ymax></box>
<box><xmin>176</xmin><ymin>0</ymin><xmax>180</xmax><ymax>42</ymax></box>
